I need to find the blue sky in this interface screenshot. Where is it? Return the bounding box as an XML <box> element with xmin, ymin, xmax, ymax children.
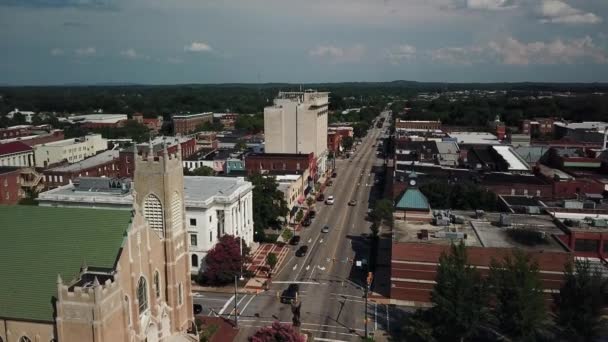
<box><xmin>0</xmin><ymin>0</ymin><xmax>607</xmax><ymax>84</ymax></box>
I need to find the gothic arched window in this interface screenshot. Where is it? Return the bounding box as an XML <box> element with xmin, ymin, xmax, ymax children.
<box><xmin>137</xmin><ymin>277</ymin><xmax>148</xmax><ymax>314</ymax></box>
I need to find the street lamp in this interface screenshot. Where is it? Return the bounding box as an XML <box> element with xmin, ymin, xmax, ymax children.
<box><xmin>234</xmin><ymin>237</ymin><xmax>245</xmax><ymax>328</ymax></box>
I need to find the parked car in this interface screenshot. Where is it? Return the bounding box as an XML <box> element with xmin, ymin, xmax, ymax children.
<box><xmin>290</xmin><ymin>235</ymin><xmax>301</xmax><ymax>245</ymax></box>
<box><xmin>302</xmin><ymin>218</ymin><xmax>312</xmax><ymax>227</ymax></box>
<box><xmin>332</xmin><ymin>172</ymin><xmax>338</xmax><ymax>178</ymax></box>
<box><xmin>325</xmin><ymin>196</ymin><xmax>335</xmax><ymax>205</ymax></box>
<box><xmin>281</xmin><ymin>284</ymin><xmax>300</xmax><ymax>304</ymax></box>
<box><xmin>309</xmin><ymin>210</ymin><xmax>316</xmax><ymax>219</ymax></box>
<box><xmin>317</xmin><ymin>194</ymin><xmax>325</xmax><ymax>202</ymax></box>
<box><xmin>295</xmin><ymin>245</ymin><xmax>309</xmax><ymax>257</ymax></box>
<box><xmin>321</xmin><ymin>225</ymin><xmax>330</xmax><ymax>233</ymax></box>
<box><xmin>193</xmin><ymin>304</ymin><xmax>203</xmax><ymax>315</ymax></box>
<box><xmin>348</xmin><ymin>200</ymin><xmax>357</xmax><ymax>206</ymax></box>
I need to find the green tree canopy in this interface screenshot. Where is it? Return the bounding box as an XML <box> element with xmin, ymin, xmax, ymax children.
<box><xmin>429</xmin><ymin>242</ymin><xmax>489</xmax><ymax>341</ymax></box>
<box><xmin>341</xmin><ymin>136</ymin><xmax>354</xmax><ymax>151</ymax></box>
<box><xmin>489</xmin><ymin>250</ymin><xmax>547</xmax><ymax>341</ymax></box>
<box><xmin>248</xmin><ymin>174</ymin><xmax>289</xmax><ymax>241</ymax></box>
<box><xmin>555</xmin><ymin>259</ymin><xmax>608</xmax><ymax>341</ymax></box>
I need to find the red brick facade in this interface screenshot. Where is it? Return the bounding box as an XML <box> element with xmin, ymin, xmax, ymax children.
<box><xmin>0</xmin><ymin>168</ymin><xmax>23</xmax><ymax>205</ymax></box>
<box><xmin>43</xmin><ymin>158</ymin><xmax>121</xmax><ymax>188</ymax></box>
<box><xmin>396</xmin><ymin>120</ymin><xmax>441</xmax><ymax>130</ymax></box>
<box><xmin>0</xmin><ymin>126</ymin><xmax>31</xmax><ymax>140</ymax></box>
<box><xmin>522</xmin><ymin>118</ymin><xmax>555</xmax><ymax>136</ymax></box>
<box><xmin>245</xmin><ymin>153</ymin><xmax>317</xmax><ymax>178</ymax></box>
<box><xmin>391</xmin><ymin>243</ymin><xmax>570</xmax><ymax>305</ymax></box>
<box><xmin>118</xmin><ymin>138</ymin><xmax>197</xmax><ymax>178</ymax></box>
<box><xmin>327</xmin><ymin>132</ymin><xmax>342</xmax><ymax>153</ymax></box>
<box><xmin>173</xmin><ymin>113</ymin><xmax>213</xmax><ymax>134</ymax></box>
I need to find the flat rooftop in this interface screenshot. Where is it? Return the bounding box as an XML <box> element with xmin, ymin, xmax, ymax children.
<box><xmin>448</xmin><ymin>132</ymin><xmax>500</xmax><ymax>145</ymax></box>
<box><xmin>393</xmin><ymin>211</ymin><xmax>568</xmax><ymax>253</ymax></box>
<box><xmin>492</xmin><ymin>145</ymin><xmax>530</xmax><ymax>171</ymax></box>
<box><xmin>47</xmin><ymin>150</ymin><xmax>119</xmax><ymax>172</ymax></box>
<box><xmin>38</xmin><ymin>176</ymin><xmax>252</xmax><ymax>208</ymax></box>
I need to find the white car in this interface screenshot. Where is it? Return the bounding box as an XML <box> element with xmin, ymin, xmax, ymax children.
<box><xmin>325</xmin><ymin>196</ymin><xmax>335</xmax><ymax>205</ymax></box>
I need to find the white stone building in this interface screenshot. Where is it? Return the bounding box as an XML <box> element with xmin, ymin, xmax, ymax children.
<box><xmin>264</xmin><ymin>90</ymin><xmax>329</xmax><ymax>175</ymax></box>
<box><xmin>37</xmin><ymin>175</ymin><xmax>254</xmax><ymax>273</ymax></box>
<box><xmin>7</xmin><ymin>108</ymin><xmax>36</xmax><ymax>123</ymax></box>
<box><xmin>33</xmin><ymin>134</ymin><xmax>107</xmax><ymax>167</ymax></box>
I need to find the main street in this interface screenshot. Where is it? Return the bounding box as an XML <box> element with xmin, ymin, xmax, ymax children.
<box><xmin>195</xmin><ymin>111</ymin><xmax>397</xmax><ymax>341</ymax></box>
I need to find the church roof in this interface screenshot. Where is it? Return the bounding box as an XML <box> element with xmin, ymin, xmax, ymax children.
<box><xmin>0</xmin><ymin>206</ymin><xmax>131</xmax><ymax>322</ymax></box>
<box><xmin>396</xmin><ymin>188</ymin><xmax>430</xmax><ymax>211</ymax></box>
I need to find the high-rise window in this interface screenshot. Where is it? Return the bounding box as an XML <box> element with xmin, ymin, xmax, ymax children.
<box><xmin>190</xmin><ymin>234</ymin><xmax>198</xmax><ymax>246</ymax></box>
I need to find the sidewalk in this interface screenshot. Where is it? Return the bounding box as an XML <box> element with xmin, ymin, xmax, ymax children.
<box><xmin>243</xmin><ymin>243</ymin><xmax>290</xmax><ymax>290</ymax></box>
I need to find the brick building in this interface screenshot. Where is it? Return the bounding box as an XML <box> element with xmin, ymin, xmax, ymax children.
<box><xmin>327</xmin><ymin>126</ymin><xmax>354</xmax><ymax>138</ymax></box>
<box><xmin>327</xmin><ymin>132</ymin><xmax>342</xmax><ymax>154</ymax></box>
<box><xmin>196</xmin><ymin>132</ymin><xmax>219</xmax><ymax>150</ymax></box>
<box><xmin>391</xmin><ymin>242</ymin><xmax>570</xmax><ymax>305</ymax></box>
<box><xmin>118</xmin><ymin>136</ymin><xmax>197</xmax><ymax>178</ymax></box>
<box><xmin>245</xmin><ymin>152</ymin><xmax>317</xmax><ymax>179</ymax></box>
<box><xmin>396</xmin><ymin>119</ymin><xmax>441</xmax><ymax>130</ymax></box>
<box><xmin>1</xmin><ymin>129</ymin><xmax>65</xmax><ymax>147</ymax></box>
<box><xmin>43</xmin><ymin>150</ymin><xmax>121</xmax><ymax>188</ymax></box>
<box><xmin>0</xmin><ymin>125</ymin><xmax>32</xmax><ymax>140</ymax></box>
<box><xmin>133</xmin><ymin>112</ymin><xmax>163</xmax><ymax>133</ymax></box>
<box><xmin>522</xmin><ymin>118</ymin><xmax>555</xmax><ymax>136</ymax></box>
<box><xmin>173</xmin><ymin>112</ymin><xmax>213</xmax><ymax>134</ymax></box>
<box><xmin>0</xmin><ymin>167</ymin><xmax>44</xmax><ymax>205</ymax></box>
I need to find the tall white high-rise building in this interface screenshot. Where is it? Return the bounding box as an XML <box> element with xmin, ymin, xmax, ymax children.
<box><xmin>264</xmin><ymin>90</ymin><xmax>329</xmax><ymax>174</ymax></box>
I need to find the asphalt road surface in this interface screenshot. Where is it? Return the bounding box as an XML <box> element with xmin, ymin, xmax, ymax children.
<box><xmin>195</xmin><ymin>111</ymin><xmax>403</xmax><ymax>342</ymax></box>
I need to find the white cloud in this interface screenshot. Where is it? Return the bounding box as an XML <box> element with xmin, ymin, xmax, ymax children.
<box><xmin>464</xmin><ymin>0</ymin><xmax>516</xmax><ymax>10</ymax></box>
<box><xmin>537</xmin><ymin>0</ymin><xmax>601</xmax><ymax>24</ymax></box>
<box><xmin>184</xmin><ymin>42</ymin><xmax>213</xmax><ymax>52</ymax></box>
<box><xmin>120</xmin><ymin>48</ymin><xmax>138</xmax><ymax>59</ymax></box>
<box><xmin>386</xmin><ymin>44</ymin><xmax>417</xmax><ymax>64</ymax></box>
<box><xmin>429</xmin><ymin>36</ymin><xmax>608</xmax><ymax>65</ymax></box>
<box><xmin>75</xmin><ymin>47</ymin><xmax>96</xmax><ymax>56</ymax></box>
<box><xmin>50</xmin><ymin>48</ymin><xmax>64</xmax><ymax>56</ymax></box>
<box><xmin>308</xmin><ymin>44</ymin><xmax>366</xmax><ymax>63</ymax></box>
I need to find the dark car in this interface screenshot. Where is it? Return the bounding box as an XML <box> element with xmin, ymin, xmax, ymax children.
<box><xmin>295</xmin><ymin>245</ymin><xmax>308</xmax><ymax>257</ymax></box>
<box><xmin>317</xmin><ymin>194</ymin><xmax>325</xmax><ymax>202</ymax></box>
<box><xmin>309</xmin><ymin>210</ymin><xmax>316</xmax><ymax>219</ymax></box>
<box><xmin>290</xmin><ymin>235</ymin><xmax>301</xmax><ymax>245</ymax></box>
<box><xmin>193</xmin><ymin>304</ymin><xmax>203</xmax><ymax>315</ymax></box>
<box><xmin>332</xmin><ymin>172</ymin><xmax>338</xmax><ymax>178</ymax></box>
<box><xmin>281</xmin><ymin>284</ymin><xmax>300</xmax><ymax>304</ymax></box>
<box><xmin>302</xmin><ymin>218</ymin><xmax>312</xmax><ymax>227</ymax></box>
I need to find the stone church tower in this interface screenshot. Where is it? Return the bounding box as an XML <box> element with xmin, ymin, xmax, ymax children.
<box><xmin>55</xmin><ymin>145</ymin><xmax>195</xmax><ymax>341</ymax></box>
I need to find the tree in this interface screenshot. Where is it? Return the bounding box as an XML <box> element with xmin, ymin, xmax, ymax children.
<box><xmin>234</xmin><ymin>140</ymin><xmax>248</xmax><ymax>151</ymax></box>
<box><xmin>370</xmin><ymin>199</ymin><xmax>394</xmax><ymax>228</ymax></box>
<box><xmin>199</xmin><ymin>235</ymin><xmax>249</xmax><ymax>286</ymax></box>
<box><xmin>266</xmin><ymin>253</ymin><xmax>278</xmax><ymax>275</ymax></box>
<box><xmin>184</xmin><ymin>166</ymin><xmax>214</xmax><ymax>176</ymax></box>
<box><xmin>196</xmin><ymin>118</ymin><xmax>224</xmax><ymax>132</ymax></box>
<box><xmin>489</xmin><ymin>250</ymin><xmax>547</xmax><ymax>341</ymax></box>
<box><xmin>555</xmin><ymin>259</ymin><xmax>607</xmax><ymax>341</ymax></box>
<box><xmin>249</xmin><ymin>174</ymin><xmax>289</xmax><ymax>241</ymax></box>
<box><xmin>249</xmin><ymin>321</ymin><xmax>305</xmax><ymax>342</ymax></box>
<box><xmin>295</xmin><ymin>209</ymin><xmax>304</xmax><ymax>223</ymax></box>
<box><xmin>342</xmin><ymin>136</ymin><xmax>354</xmax><ymax>151</ymax></box>
<box><xmin>428</xmin><ymin>242</ymin><xmax>489</xmax><ymax>341</ymax></box>
<box><xmin>306</xmin><ymin>197</ymin><xmax>314</xmax><ymax>209</ymax></box>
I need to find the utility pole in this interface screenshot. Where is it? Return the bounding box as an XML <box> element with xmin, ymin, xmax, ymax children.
<box><xmin>365</xmin><ymin>271</ymin><xmax>373</xmax><ymax>339</ymax></box>
<box><xmin>234</xmin><ymin>275</ymin><xmax>238</xmax><ymax>328</ymax></box>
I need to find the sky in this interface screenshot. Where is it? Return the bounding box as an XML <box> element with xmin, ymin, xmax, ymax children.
<box><xmin>0</xmin><ymin>0</ymin><xmax>607</xmax><ymax>85</ymax></box>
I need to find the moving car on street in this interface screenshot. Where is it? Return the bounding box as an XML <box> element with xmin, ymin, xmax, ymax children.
<box><xmin>325</xmin><ymin>196</ymin><xmax>334</xmax><ymax>205</ymax></box>
<box><xmin>281</xmin><ymin>284</ymin><xmax>300</xmax><ymax>304</ymax></box>
<box><xmin>348</xmin><ymin>200</ymin><xmax>358</xmax><ymax>206</ymax></box>
<box><xmin>290</xmin><ymin>235</ymin><xmax>301</xmax><ymax>245</ymax></box>
<box><xmin>321</xmin><ymin>225</ymin><xmax>330</xmax><ymax>233</ymax></box>
<box><xmin>295</xmin><ymin>245</ymin><xmax>308</xmax><ymax>257</ymax></box>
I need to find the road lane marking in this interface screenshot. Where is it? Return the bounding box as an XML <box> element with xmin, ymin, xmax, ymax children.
<box><xmin>239</xmin><ymin>320</ymin><xmax>363</xmax><ymax>332</ymax></box>
<box><xmin>293</xmin><ymin>264</ymin><xmax>298</xmax><ymax>271</ymax></box>
<box><xmin>293</xmin><ymin>232</ymin><xmax>322</xmax><ymax>281</ymax></box>
<box><xmin>271</xmin><ymin>281</ymin><xmax>320</xmax><ymax>284</ymax></box>
<box><xmin>217</xmin><ymin>295</ymin><xmax>235</xmax><ymax>315</ymax></box>
<box><xmin>374</xmin><ymin>303</ymin><xmax>378</xmax><ymax>331</ymax></box>
<box><xmin>240</xmin><ymin>294</ymin><xmax>256</xmax><ymax>316</ymax></box>
<box><xmin>314</xmin><ymin>338</ymin><xmax>349</xmax><ymax>342</ymax></box>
